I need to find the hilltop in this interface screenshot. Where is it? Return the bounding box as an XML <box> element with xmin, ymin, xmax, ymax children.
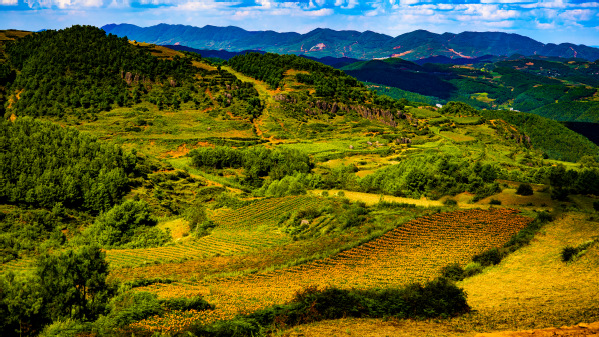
<box><xmin>0</xmin><ymin>25</ymin><xmax>598</xmax><ymax>337</ymax></box>
<box><xmin>102</xmin><ymin>23</ymin><xmax>599</xmax><ymax>61</ymax></box>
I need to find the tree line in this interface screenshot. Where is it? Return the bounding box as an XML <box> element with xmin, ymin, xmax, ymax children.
<box><xmin>189</xmin><ymin>146</ymin><xmax>313</xmax><ymax>186</ymax></box>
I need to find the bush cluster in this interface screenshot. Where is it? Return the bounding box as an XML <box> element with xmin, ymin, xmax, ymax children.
<box><xmin>191</xmin><ymin>277</ymin><xmax>470</xmax><ymax>336</ymax></box>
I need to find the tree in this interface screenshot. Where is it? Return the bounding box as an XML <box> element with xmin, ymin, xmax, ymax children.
<box><xmin>0</xmin><ymin>273</ymin><xmax>45</xmax><ymax>337</ymax></box>
<box><xmin>516</xmin><ymin>183</ymin><xmax>533</xmax><ymax>196</ymax></box>
<box><xmin>35</xmin><ymin>245</ymin><xmax>110</xmax><ymax>322</ymax></box>
<box><xmin>86</xmin><ymin>200</ymin><xmax>158</xmax><ymax>247</ymax></box>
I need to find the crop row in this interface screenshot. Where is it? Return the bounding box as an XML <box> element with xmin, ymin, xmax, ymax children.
<box><xmin>212</xmin><ymin>195</ymin><xmax>323</xmax><ymax>228</ymax></box>
<box><xmin>131</xmin><ymin>208</ymin><xmax>533</xmax><ymax>333</ymax></box>
<box><xmin>107</xmin><ymin>196</ymin><xmax>319</xmax><ymax>268</ymax></box>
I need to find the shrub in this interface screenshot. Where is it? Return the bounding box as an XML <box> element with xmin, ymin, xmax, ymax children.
<box><xmin>561</xmin><ymin>241</ymin><xmax>595</xmax><ymax>262</ymax></box>
<box><xmin>107</xmin><ymin>292</ymin><xmax>164</xmax><ymax>327</ymax></box>
<box><xmin>463</xmin><ymin>262</ymin><xmax>484</xmax><ymax>277</ymax></box>
<box><xmin>561</xmin><ymin>246</ymin><xmax>579</xmax><ymax>262</ymax></box>
<box><xmin>472</xmin><ymin>247</ymin><xmax>503</xmax><ymax>266</ymax></box>
<box><xmin>191</xmin><ymin>277</ymin><xmax>470</xmax><ymax>336</ymax></box>
<box><xmin>516</xmin><ymin>183</ymin><xmax>534</xmax><ymax>196</ymax></box>
<box><xmin>443</xmin><ymin>199</ymin><xmax>458</xmax><ymax>206</ymax></box>
<box><xmin>489</xmin><ymin>199</ymin><xmax>502</xmax><ymax>205</ymax></box>
<box><xmin>440</xmin><ymin>263</ymin><xmax>465</xmax><ymax>281</ymax></box>
<box><xmin>39</xmin><ymin>319</ymin><xmax>89</xmax><ymax>337</ymax></box>
<box><xmin>86</xmin><ymin>200</ymin><xmax>164</xmax><ymax>248</ymax></box>
<box><xmin>593</xmin><ymin>200</ymin><xmax>599</xmax><ymax>212</ymax></box>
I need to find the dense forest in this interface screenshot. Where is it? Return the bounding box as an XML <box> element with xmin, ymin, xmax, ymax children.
<box><xmin>4</xmin><ymin>25</ymin><xmax>197</xmax><ymax>117</ymax></box>
<box><xmin>0</xmin><ymin>117</ymin><xmax>139</xmax><ymax>212</ymax></box>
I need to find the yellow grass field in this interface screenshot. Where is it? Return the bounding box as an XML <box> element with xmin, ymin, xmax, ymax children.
<box><xmin>309</xmin><ymin>189</ymin><xmax>444</xmax><ymax>207</ymax></box>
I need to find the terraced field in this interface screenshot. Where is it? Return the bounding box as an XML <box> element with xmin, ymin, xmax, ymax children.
<box><xmin>130</xmin><ymin>208</ymin><xmax>533</xmax><ymax>334</ymax></box>
<box><xmin>106</xmin><ymin>196</ymin><xmax>323</xmax><ymax>268</ymax></box>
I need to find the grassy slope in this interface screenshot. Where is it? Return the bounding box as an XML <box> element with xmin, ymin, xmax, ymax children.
<box><xmin>457</xmin><ymin>212</ymin><xmax>599</xmax><ymax>331</ymax></box>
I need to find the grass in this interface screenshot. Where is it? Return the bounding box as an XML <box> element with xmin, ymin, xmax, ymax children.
<box><xmin>471</xmin><ymin>92</ymin><xmax>495</xmax><ymax>104</ymax></box>
<box><xmin>408</xmin><ymin>107</ymin><xmax>441</xmax><ymax>118</ymax></box>
<box><xmin>450</xmin><ymin>116</ymin><xmax>482</xmax><ymax>125</ymax></box>
<box><xmin>277</xmin><ymin>318</ymin><xmax>476</xmax><ymax>337</ymax></box>
<box><xmin>440</xmin><ymin>131</ymin><xmax>477</xmax><ymax>143</ymax></box>
<box><xmin>167</xmin><ymin>156</ymin><xmax>249</xmax><ymax>191</ymax></box>
<box><xmin>157</xmin><ymin>218</ymin><xmax>191</xmax><ymax>241</ymax></box>
<box><xmin>453</xmin><ymin>212</ymin><xmax>599</xmax><ymax>331</ymax></box>
<box><xmin>309</xmin><ymin>190</ymin><xmax>443</xmax><ymax>208</ymax></box>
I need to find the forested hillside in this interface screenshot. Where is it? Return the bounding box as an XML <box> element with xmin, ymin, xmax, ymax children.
<box><xmin>0</xmin><ymin>117</ymin><xmax>138</xmax><ymax>212</ymax></box>
<box><xmin>4</xmin><ymin>25</ymin><xmax>196</xmax><ymax>117</ymax></box>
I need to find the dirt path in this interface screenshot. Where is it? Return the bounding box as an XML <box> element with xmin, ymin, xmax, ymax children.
<box><xmin>221</xmin><ymin>65</ymin><xmax>277</xmax><ymax>142</ymax></box>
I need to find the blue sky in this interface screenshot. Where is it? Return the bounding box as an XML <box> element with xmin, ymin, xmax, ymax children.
<box><xmin>1</xmin><ymin>0</ymin><xmax>599</xmax><ymax>46</ymax></box>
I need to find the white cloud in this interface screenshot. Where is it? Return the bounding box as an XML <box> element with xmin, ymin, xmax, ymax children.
<box><xmin>559</xmin><ymin>8</ymin><xmax>593</xmax><ymax>21</ymax></box>
<box><xmin>341</xmin><ymin>0</ymin><xmax>358</xmax><ymax>9</ymax></box>
<box><xmin>399</xmin><ymin>0</ymin><xmax>421</xmax><ymax>5</ymax></box>
<box><xmin>521</xmin><ymin>0</ymin><xmax>567</xmax><ymax>9</ymax></box>
<box><xmin>436</xmin><ymin>4</ymin><xmax>454</xmax><ymax>10</ymax></box>
<box><xmin>535</xmin><ymin>20</ymin><xmax>555</xmax><ymax>28</ymax></box>
<box><xmin>305</xmin><ymin>7</ymin><xmax>333</xmax><ymax>15</ymax></box>
<box><xmin>0</xmin><ymin>0</ymin><xmax>18</xmax><ymax>5</ymax></box>
<box><xmin>576</xmin><ymin>2</ymin><xmax>599</xmax><ymax>7</ymax></box>
<box><xmin>460</xmin><ymin>4</ymin><xmax>520</xmax><ymax>20</ymax></box>
<box><xmin>256</xmin><ymin>0</ymin><xmax>272</xmax><ymax>9</ymax></box>
<box><xmin>480</xmin><ymin>0</ymin><xmax>532</xmax><ymax>3</ymax></box>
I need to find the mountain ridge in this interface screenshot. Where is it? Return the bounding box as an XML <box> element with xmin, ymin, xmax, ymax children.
<box><xmin>102</xmin><ymin>23</ymin><xmax>599</xmax><ymax>61</ymax></box>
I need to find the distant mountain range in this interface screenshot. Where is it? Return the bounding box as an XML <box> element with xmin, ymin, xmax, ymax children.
<box><xmin>102</xmin><ymin>23</ymin><xmax>599</xmax><ymax>61</ymax></box>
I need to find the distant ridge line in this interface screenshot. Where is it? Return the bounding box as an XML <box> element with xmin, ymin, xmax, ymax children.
<box><xmin>102</xmin><ymin>23</ymin><xmax>599</xmax><ymax>61</ymax></box>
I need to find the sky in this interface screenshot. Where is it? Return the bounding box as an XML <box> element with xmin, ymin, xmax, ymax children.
<box><xmin>1</xmin><ymin>0</ymin><xmax>599</xmax><ymax>46</ymax></box>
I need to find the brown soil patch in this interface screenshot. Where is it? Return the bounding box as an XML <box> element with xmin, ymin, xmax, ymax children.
<box><xmin>162</xmin><ymin>141</ymin><xmax>214</xmax><ymax>158</ymax></box>
<box><xmin>226</xmin><ymin>110</ymin><xmax>244</xmax><ymax>120</ymax></box>
<box><xmin>205</xmin><ymin>89</ymin><xmax>214</xmax><ymax>100</ymax></box>
<box><xmin>163</xmin><ymin>143</ymin><xmax>190</xmax><ymax>158</ymax></box>
<box><xmin>476</xmin><ymin>322</ymin><xmax>599</xmax><ymax>336</ymax></box>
